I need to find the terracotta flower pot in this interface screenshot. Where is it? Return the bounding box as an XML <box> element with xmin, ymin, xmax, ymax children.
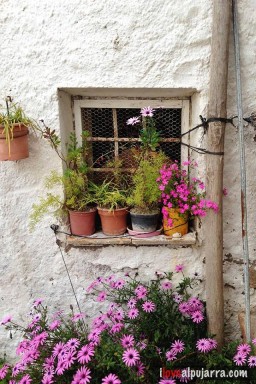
<box><xmin>163</xmin><ymin>207</ymin><xmax>188</xmax><ymax>237</ymax></box>
<box><xmin>97</xmin><ymin>207</ymin><xmax>128</xmax><ymax>236</ymax></box>
<box><xmin>0</xmin><ymin>123</ymin><xmax>29</xmax><ymax>161</ymax></box>
<box><xmin>69</xmin><ymin>208</ymin><xmax>97</xmax><ymax>236</ymax></box>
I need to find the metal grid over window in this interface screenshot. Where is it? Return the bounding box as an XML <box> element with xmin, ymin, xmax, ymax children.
<box><xmin>74</xmin><ymin>99</ymin><xmax>190</xmax><ymax>180</ymax></box>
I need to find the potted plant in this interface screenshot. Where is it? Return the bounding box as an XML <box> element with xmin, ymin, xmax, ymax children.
<box><xmin>0</xmin><ymin>96</ymin><xmax>38</xmax><ymax>161</ymax></box>
<box><xmin>30</xmin><ymin>130</ymin><xmax>97</xmax><ymax>236</ymax></box>
<box><xmin>91</xmin><ymin>181</ymin><xmax>128</xmax><ymax>236</ymax></box>
<box><xmin>127</xmin><ymin>151</ymin><xmax>167</xmax><ymax>233</ymax></box>
<box><xmin>126</xmin><ymin>106</ymin><xmax>161</xmax><ymax>153</ymax></box>
<box><xmin>157</xmin><ymin>160</ymin><xmax>219</xmax><ymax>236</ymax></box>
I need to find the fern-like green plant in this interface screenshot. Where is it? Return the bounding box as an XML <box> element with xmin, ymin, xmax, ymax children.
<box><xmin>127</xmin><ymin>151</ymin><xmax>168</xmax><ymax>214</ymax></box>
<box><xmin>90</xmin><ymin>181</ymin><xmax>127</xmax><ymax>210</ymax></box>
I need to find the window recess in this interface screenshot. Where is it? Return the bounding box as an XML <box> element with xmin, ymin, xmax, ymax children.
<box><xmin>74</xmin><ymin>99</ymin><xmax>190</xmax><ymax>181</ymax></box>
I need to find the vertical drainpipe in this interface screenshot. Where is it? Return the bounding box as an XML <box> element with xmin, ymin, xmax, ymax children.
<box><xmin>232</xmin><ymin>0</ymin><xmax>251</xmax><ymax>342</ymax></box>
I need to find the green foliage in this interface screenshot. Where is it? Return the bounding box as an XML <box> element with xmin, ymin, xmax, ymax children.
<box><xmin>140</xmin><ymin>116</ymin><xmax>160</xmax><ymax>152</ymax></box>
<box><xmin>30</xmin><ymin>189</ymin><xmax>63</xmax><ymax>230</ymax></box>
<box><xmin>30</xmin><ymin>131</ymin><xmax>96</xmax><ymax>230</ymax></box>
<box><xmin>90</xmin><ymin>181</ymin><xmax>127</xmax><ymax>210</ymax></box>
<box><xmin>1</xmin><ymin>269</ymin><xmax>256</xmax><ymax>383</ymax></box>
<box><xmin>127</xmin><ymin>152</ymin><xmax>167</xmax><ymax>213</ymax></box>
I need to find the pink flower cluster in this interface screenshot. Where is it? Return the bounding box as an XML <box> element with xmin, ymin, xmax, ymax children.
<box><xmin>157</xmin><ymin>161</ymin><xmax>218</xmax><ymax>227</ymax></box>
<box><xmin>233</xmin><ymin>342</ymin><xmax>256</xmax><ymax>367</ymax></box>
<box><xmin>126</xmin><ymin>106</ymin><xmax>155</xmax><ymax>126</ymax></box>
<box><xmin>166</xmin><ymin>339</ymin><xmax>185</xmax><ymax>362</ymax></box>
<box><xmin>0</xmin><ymin>269</ymin><xmax>220</xmax><ymax>384</ymax></box>
<box><xmin>196</xmin><ymin>338</ymin><xmax>218</xmax><ymax>353</ymax></box>
<box><xmin>178</xmin><ymin>296</ymin><xmax>204</xmax><ymax>324</ymax></box>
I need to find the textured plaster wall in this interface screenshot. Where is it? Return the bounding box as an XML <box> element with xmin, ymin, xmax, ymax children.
<box><xmin>0</xmin><ymin>0</ymin><xmax>255</xmax><ymax>359</ymax></box>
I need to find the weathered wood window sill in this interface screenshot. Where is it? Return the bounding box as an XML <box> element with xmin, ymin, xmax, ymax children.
<box><xmin>66</xmin><ymin>232</ymin><xmax>196</xmax><ymax>247</ymax></box>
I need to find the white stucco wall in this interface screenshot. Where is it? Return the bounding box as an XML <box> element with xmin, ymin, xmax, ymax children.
<box><xmin>0</xmin><ymin>0</ymin><xmax>256</xmax><ymax>359</ymax></box>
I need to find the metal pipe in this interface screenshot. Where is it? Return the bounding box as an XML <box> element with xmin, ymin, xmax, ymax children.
<box><xmin>232</xmin><ymin>0</ymin><xmax>251</xmax><ymax>342</ymax></box>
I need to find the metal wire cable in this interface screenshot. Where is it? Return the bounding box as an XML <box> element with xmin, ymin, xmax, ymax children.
<box><xmin>51</xmin><ymin>225</ymin><xmax>87</xmax><ymax>330</ymax></box>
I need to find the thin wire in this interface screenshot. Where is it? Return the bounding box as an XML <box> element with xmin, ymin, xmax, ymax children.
<box><xmin>52</xmin><ymin>231</ymin><xmax>87</xmax><ymax>331</ymax></box>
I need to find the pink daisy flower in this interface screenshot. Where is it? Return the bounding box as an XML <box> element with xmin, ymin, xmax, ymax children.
<box><xmin>66</xmin><ymin>338</ymin><xmax>80</xmax><ymax>350</ymax></box>
<box><xmin>33</xmin><ymin>298</ymin><xmax>44</xmax><ymax>307</ymax></box>
<box><xmin>208</xmin><ymin>338</ymin><xmax>218</xmax><ymax>350</ymax></box>
<box><xmin>97</xmin><ymin>291</ymin><xmax>107</xmax><ymax>302</ymax></box>
<box><xmin>175</xmin><ymin>264</ymin><xmax>184</xmax><ymax>273</ymax></box>
<box><xmin>113</xmin><ymin>309</ymin><xmax>124</xmax><ymax>321</ymax></box>
<box><xmin>126</xmin><ymin>117</ymin><xmax>140</xmax><ymax>125</ymax></box>
<box><xmin>191</xmin><ymin>311</ymin><xmax>204</xmax><ymax>323</ymax></box>
<box><xmin>127</xmin><ymin>308</ymin><xmax>139</xmax><ymax>319</ymax></box>
<box><xmin>0</xmin><ymin>314</ymin><xmax>12</xmax><ymax>325</ymax></box>
<box><xmin>248</xmin><ymin>356</ymin><xmax>256</xmax><ymax>368</ymax></box>
<box><xmin>0</xmin><ymin>365</ymin><xmax>9</xmax><ymax>379</ymax></box>
<box><xmin>140</xmin><ymin>106</ymin><xmax>155</xmax><ymax>117</ymax></box>
<box><xmin>72</xmin><ymin>366</ymin><xmax>91</xmax><ymax>383</ymax></box>
<box><xmin>179</xmin><ymin>302</ymin><xmax>189</xmax><ymax>314</ymax></box>
<box><xmin>86</xmin><ymin>280</ymin><xmax>99</xmax><ymax>293</ymax></box>
<box><xmin>121</xmin><ymin>334</ymin><xmax>135</xmax><ymax>348</ymax></box>
<box><xmin>72</xmin><ymin>313</ymin><xmax>85</xmax><ymax>322</ymax></box>
<box><xmin>127</xmin><ymin>297</ymin><xmax>137</xmax><ymax>308</ymax></box>
<box><xmin>56</xmin><ymin>360</ymin><xmax>66</xmax><ymax>375</ymax></box>
<box><xmin>49</xmin><ymin>320</ymin><xmax>61</xmax><ymax>330</ymax></box>
<box><xmin>159</xmin><ymin>379</ymin><xmax>176</xmax><ymax>384</ymax></box>
<box><xmin>102</xmin><ymin>373</ymin><xmax>121</xmax><ymax>384</ymax></box>
<box><xmin>237</xmin><ymin>343</ymin><xmax>251</xmax><ymax>355</ymax></box>
<box><xmin>88</xmin><ymin>328</ymin><xmax>101</xmax><ymax>342</ymax></box>
<box><xmin>166</xmin><ymin>349</ymin><xmax>177</xmax><ymax>361</ymax></box>
<box><xmin>252</xmin><ymin>338</ymin><xmax>256</xmax><ymax>345</ymax></box>
<box><xmin>114</xmin><ymin>279</ymin><xmax>126</xmax><ymax>289</ymax></box>
<box><xmin>42</xmin><ymin>372</ymin><xmax>54</xmax><ymax>384</ymax></box>
<box><xmin>187</xmin><ymin>297</ymin><xmax>203</xmax><ymax>312</ymax></box>
<box><xmin>122</xmin><ymin>348</ymin><xmax>140</xmax><ymax>367</ymax></box>
<box><xmin>196</xmin><ymin>339</ymin><xmax>210</xmax><ymax>353</ymax></box>
<box><xmin>135</xmin><ymin>285</ymin><xmax>148</xmax><ymax>299</ymax></box>
<box><xmin>142</xmin><ymin>301</ymin><xmax>155</xmax><ymax>313</ymax></box>
<box><xmin>161</xmin><ymin>281</ymin><xmax>172</xmax><ymax>290</ymax></box>
<box><xmin>135</xmin><ymin>361</ymin><xmax>145</xmax><ymax>376</ymax></box>
<box><xmin>77</xmin><ymin>344</ymin><xmax>95</xmax><ymax>364</ymax></box>
<box><xmin>33</xmin><ymin>331</ymin><xmax>48</xmax><ymax>346</ymax></box>
<box><xmin>19</xmin><ymin>374</ymin><xmax>32</xmax><ymax>384</ymax></box>
<box><xmin>43</xmin><ymin>356</ymin><xmax>54</xmax><ymax>372</ymax></box>
<box><xmin>171</xmin><ymin>340</ymin><xmax>185</xmax><ymax>353</ymax></box>
<box><xmin>12</xmin><ymin>364</ymin><xmax>22</xmax><ymax>377</ymax></box>
<box><xmin>111</xmin><ymin>322</ymin><xmax>124</xmax><ymax>333</ymax></box>
<box><xmin>52</xmin><ymin>342</ymin><xmax>65</xmax><ymax>357</ymax></box>
<box><xmin>173</xmin><ymin>293</ymin><xmax>183</xmax><ymax>303</ymax></box>
<box><xmin>233</xmin><ymin>353</ymin><xmax>247</xmax><ymax>366</ymax></box>
<box><xmin>63</xmin><ymin>351</ymin><xmax>76</xmax><ymax>369</ymax></box>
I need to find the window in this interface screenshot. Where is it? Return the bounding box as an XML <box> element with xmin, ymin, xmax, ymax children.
<box><xmin>74</xmin><ymin>98</ymin><xmax>190</xmax><ymax>180</ymax></box>
<box><xmin>62</xmin><ymin>95</ymin><xmax>196</xmax><ymax>246</ymax></box>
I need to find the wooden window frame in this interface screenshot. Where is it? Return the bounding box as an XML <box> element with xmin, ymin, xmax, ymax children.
<box><xmin>73</xmin><ymin>98</ymin><xmax>190</xmax><ymax>168</ymax></box>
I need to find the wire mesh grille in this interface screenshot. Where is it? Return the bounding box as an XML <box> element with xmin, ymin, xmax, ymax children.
<box><xmin>81</xmin><ymin>107</ymin><xmax>182</xmax><ymax>180</ymax></box>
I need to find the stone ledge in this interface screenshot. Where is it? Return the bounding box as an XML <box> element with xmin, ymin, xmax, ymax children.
<box><xmin>66</xmin><ymin>232</ymin><xmax>197</xmax><ymax>247</ymax></box>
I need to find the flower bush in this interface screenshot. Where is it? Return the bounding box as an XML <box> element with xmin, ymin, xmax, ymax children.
<box><xmin>1</xmin><ymin>267</ymin><xmax>256</xmax><ymax>384</ymax></box>
<box><xmin>157</xmin><ymin>160</ymin><xmax>219</xmax><ymax>227</ymax></box>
